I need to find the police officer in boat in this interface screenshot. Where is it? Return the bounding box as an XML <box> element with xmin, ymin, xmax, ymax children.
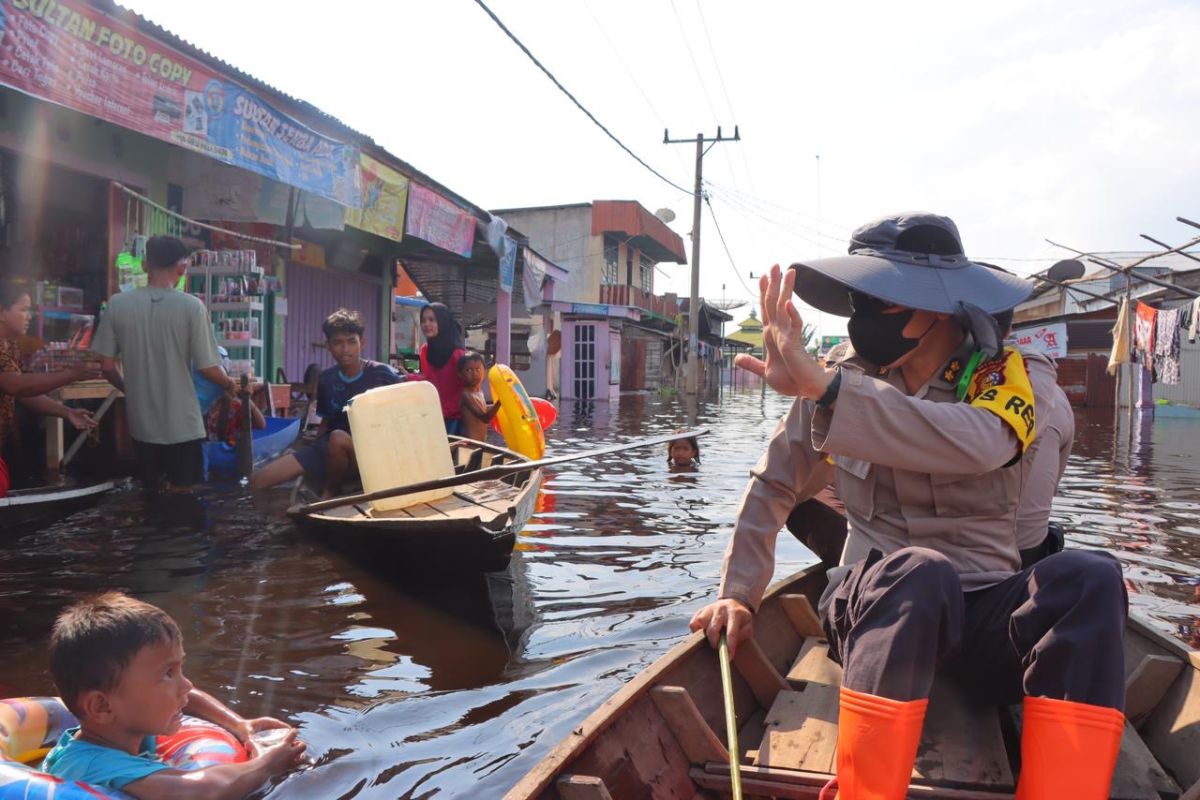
<box><xmin>690</xmin><ymin>212</ymin><xmax>1126</xmax><ymax>800</ymax></box>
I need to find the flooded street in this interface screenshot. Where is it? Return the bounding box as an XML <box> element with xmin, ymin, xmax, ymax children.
<box><xmin>2</xmin><ymin>390</ymin><xmax>1199</xmax><ymax>798</ymax></box>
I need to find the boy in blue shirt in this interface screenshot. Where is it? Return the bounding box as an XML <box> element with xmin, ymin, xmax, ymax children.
<box><xmin>43</xmin><ymin>592</ymin><xmax>306</xmax><ymax>799</ymax></box>
<box><xmin>249</xmin><ymin>308</ymin><xmax>404</xmax><ymax>493</ymax></box>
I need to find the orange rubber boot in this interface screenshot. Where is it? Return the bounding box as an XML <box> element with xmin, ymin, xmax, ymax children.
<box><xmin>1015</xmin><ymin>696</ymin><xmax>1124</xmax><ymax>800</ymax></box>
<box><xmin>833</xmin><ymin>686</ymin><xmax>929</xmax><ymax>800</ymax></box>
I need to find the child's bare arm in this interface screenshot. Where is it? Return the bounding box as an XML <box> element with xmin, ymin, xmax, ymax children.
<box><xmin>184</xmin><ymin>689</ymin><xmax>288</xmax><ymax>750</ymax></box>
<box><xmin>460</xmin><ymin>392</ymin><xmax>487</xmax><ymax>421</ymax></box>
<box><xmin>480</xmin><ymin>400</ymin><xmax>502</xmax><ymax>422</ymax></box>
<box><xmin>249</xmin><ymin>401</ymin><xmax>267</xmax><ymax>430</ymax></box>
<box><xmin>122</xmin><ymin>731</ymin><xmax>305</xmax><ymax>800</ymax></box>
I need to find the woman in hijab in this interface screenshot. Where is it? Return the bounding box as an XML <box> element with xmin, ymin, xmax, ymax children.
<box><xmin>418</xmin><ymin>302</ymin><xmax>467</xmax><ymax>434</ymax></box>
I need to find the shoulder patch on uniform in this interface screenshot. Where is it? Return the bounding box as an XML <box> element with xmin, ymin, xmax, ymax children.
<box><xmin>964</xmin><ymin>346</ymin><xmax>1037</xmax><ymax>452</ymax></box>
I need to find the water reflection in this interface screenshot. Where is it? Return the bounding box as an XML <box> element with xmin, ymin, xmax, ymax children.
<box><xmin>0</xmin><ymin>392</ymin><xmax>1197</xmax><ymax>797</ymax></box>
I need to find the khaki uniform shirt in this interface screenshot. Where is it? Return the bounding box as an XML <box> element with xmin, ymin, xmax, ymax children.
<box><xmin>1016</xmin><ymin>379</ymin><xmax>1073</xmax><ymax>551</ymax></box>
<box><xmin>720</xmin><ymin>341</ymin><xmax>1060</xmax><ymax>610</ymax></box>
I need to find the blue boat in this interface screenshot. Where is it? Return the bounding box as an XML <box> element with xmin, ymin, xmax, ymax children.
<box><xmin>204</xmin><ymin>417</ymin><xmax>301</xmax><ymax>478</ymax></box>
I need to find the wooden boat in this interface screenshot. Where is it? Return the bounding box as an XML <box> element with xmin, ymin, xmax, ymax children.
<box><xmin>505</xmin><ymin>496</ymin><xmax>1200</xmax><ymax>800</ymax></box>
<box><xmin>289</xmin><ymin>436</ymin><xmax>542</xmax><ymax>571</ymax></box>
<box><xmin>203</xmin><ymin>416</ymin><xmax>301</xmax><ymax>477</ymax></box>
<box><xmin>0</xmin><ymin>479</ymin><xmax>125</xmax><ymax>530</ymax></box>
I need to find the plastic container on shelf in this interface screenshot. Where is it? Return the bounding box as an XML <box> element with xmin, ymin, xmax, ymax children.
<box><xmin>347</xmin><ymin>381</ymin><xmax>454</xmax><ymax>513</ymax></box>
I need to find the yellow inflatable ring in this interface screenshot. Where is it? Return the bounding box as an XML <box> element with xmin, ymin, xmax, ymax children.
<box><xmin>488</xmin><ymin>364</ymin><xmax>546</xmax><ymax>460</ymax></box>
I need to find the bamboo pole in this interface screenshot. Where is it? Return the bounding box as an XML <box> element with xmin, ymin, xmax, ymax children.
<box><xmin>718</xmin><ymin>634</ymin><xmax>743</xmax><ymax>800</ymax></box>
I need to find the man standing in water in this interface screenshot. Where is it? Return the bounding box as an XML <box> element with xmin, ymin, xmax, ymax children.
<box><xmin>690</xmin><ymin>213</ymin><xmax>1126</xmax><ymax>800</ymax></box>
<box><xmin>93</xmin><ymin>236</ymin><xmax>235</xmax><ymax>491</ymax></box>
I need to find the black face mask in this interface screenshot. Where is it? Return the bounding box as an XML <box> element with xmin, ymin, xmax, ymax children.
<box><xmin>846</xmin><ymin>291</ymin><xmax>938</xmax><ymax>367</ymax></box>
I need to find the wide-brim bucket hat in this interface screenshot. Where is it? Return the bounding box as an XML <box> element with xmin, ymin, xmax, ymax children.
<box><xmin>790</xmin><ymin>212</ymin><xmax>1033</xmax><ymax>317</ymax></box>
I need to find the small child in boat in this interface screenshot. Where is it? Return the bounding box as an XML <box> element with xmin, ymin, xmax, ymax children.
<box><xmin>42</xmin><ymin>591</ymin><xmax>306</xmax><ymax>799</ymax></box>
<box><xmin>203</xmin><ymin>349</ymin><xmax>266</xmax><ymax>447</ymax></box>
<box><xmin>457</xmin><ymin>351</ymin><xmax>501</xmax><ymax>442</ymax></box>
<box><xmin>667</xmin><ymin>434</ymin><xmax>700</xmax><ymax>469</ymax></box>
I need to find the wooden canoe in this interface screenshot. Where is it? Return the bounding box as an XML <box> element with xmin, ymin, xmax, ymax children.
<box><xmin>505</xmin><ymin>496</ymin><xmax>1200</xmax><ymax>800</ymax></box>
<box><xmin>289</xmin><ymin>437</ymin><xmax>542</xmax><ymax>571</ymax></box>
<box><xmin>0</xmin><ymin>479</ymin><xmax>125</xmax><ymax>531</ymax></box>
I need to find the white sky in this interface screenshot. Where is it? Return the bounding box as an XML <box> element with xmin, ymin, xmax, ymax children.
<box><xmin>122</xmin><ymin>0</ymin><xmax>1200</xmax><ymax>335</ymax></box>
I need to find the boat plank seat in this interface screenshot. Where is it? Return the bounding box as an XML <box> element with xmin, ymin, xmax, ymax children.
<box><xmin>1110</xmin><ymin>721</ymin><xmax>1181</xmax><ymax>800</ymax></box>
<box><xmin>555</xmin><ymin>775</ymin><xmax>614</xmax><ymax>800</ymax></box>
<box><xmin>755</xmin><ymin>682</ymin><xmax>840</xmax><ymax>772</ymax></box>
<box><xmin>912</xmin><ymin>679</ymin><xmax>1013</xmax><ymax>789</ymax></box>
<box><xmin>786</xmin><ymin>638</ymin><xmax>843</xmax><ymax>687</ymax></box>
<box><xmin>649</xmin><ymin>686</ymin><xmax>728</xmax><ymax>764</ymax></box>
<box><xmin>774</xmin><ymin>636</ymin><xmax>1014</xmax><ymax>790</ymax></box>
<box><xmin>1125</xmin><ymin>654</ymin><xmax>1184</xmax><ymax>727</ymax></box>
<box><xmin>452</xmin><ymin>490</ymin><xmax>513</xmax><ymax>516</ymax></box>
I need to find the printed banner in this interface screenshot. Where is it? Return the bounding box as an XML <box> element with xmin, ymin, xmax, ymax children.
<box><xmin>404</xmin><ymin>183</ymin><xmax>475</xmax><ymax>259</ymax></box>
<box><xmin>498</xmin><ymin>237</ymin><xmax>517</xmax><ymax>294</ymax></box>
<box><xmin>1008</xmin><ymin>322</ymin><xmax>1068</xmax><ymax>359</ymax></box>
<box><xmin>345</xmin><ymin>153</ymin><xmax>409</xmax><ymax>242</ymax></box>
<box><xmin>0</xmin><ymin>0</ymin><xmax>360</xmax><ymax>206</ymax></box>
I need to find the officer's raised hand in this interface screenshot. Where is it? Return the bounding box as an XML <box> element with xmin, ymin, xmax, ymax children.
<box><xmin>734</xmin><ymin>268</ymin><xmax>805</xmax><ymax>395</ymax></box>
<box><xmin>759</xmin><ymin>264</ymin><xmax>835</xmax><ymax>401</ymax></box>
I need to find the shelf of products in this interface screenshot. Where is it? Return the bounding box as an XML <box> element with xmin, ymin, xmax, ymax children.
<box><xmin>189</xmin><ymin>249</ymin><xmax>266</xmax><ymax>379</ymax></box>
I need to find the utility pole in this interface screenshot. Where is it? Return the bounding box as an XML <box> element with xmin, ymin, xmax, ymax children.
<box><xmin>665</xmin><ymin>126</ymin><xmax>740</xmax><ymax>395</ymax></box>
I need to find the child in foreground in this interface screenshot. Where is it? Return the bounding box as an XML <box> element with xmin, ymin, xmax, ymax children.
<box><xmin>457</xmin><ymin>351</ymin><xmax>501</xmax><ymax>442</ymax></box>
<box><xmin>43</xmin><ymin>592</ymin><xmax>306</xmax><ymax>799</ymax></box>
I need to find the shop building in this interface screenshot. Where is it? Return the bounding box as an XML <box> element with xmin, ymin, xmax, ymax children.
<box><xmin>0</xmin><ymin>0</ymin><xmax>537</xmax><ymax>474</ymax></box>
<box><xmin>493</xmin><ymin>201</ymin><xmax>688</xmax><ymax>400</ymax></box>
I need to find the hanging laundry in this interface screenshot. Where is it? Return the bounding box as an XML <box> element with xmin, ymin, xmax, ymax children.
<box><xmin>1190</xmin><ymin>296</ymin><xmax>1200</xmax><ymax>344</ymax></box>
<box><xmin>1154</xmin><ymin>307</ymin><xmax>1182</xmax><ymax>384</ymax></box>
<box><xmin>1133</xmin><ymin>301</ymin><xmax>1158</xmax><ymax>382</ymax></box>
<box><xmin>1134</xmin><ymin>301</ymin><xmax>1157</xmax><ymax>358</ymax></box>
<box><xmin>1106</xmin><ymin>297</ymin><xmax>1131</xmax><ymax>376</ymax></box>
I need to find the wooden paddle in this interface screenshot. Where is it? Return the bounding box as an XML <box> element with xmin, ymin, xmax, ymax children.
<box><xmin>718</xmin><ymin>634</ymin><xmax>744</xmax><ymax>800</ymax></box>
<box><xmin>235</xmin><ymin>374</ymin><xmax>253</xmax><ymax>481</ymax></box>
<box><xmin>60</xmin><ymin>389</ymin><xmax>119</xmax><ymax>470</ymax></box>
<box><xmin>290</xmin><ymin>427</ymin><xmax>710</xmax><ymax>516</ymax></box>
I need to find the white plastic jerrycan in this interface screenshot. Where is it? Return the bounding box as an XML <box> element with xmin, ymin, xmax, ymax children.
<box><xmin>347</xmin><ymin>381</ymin><xmax>454</xmax><ymax>512</ymax></box>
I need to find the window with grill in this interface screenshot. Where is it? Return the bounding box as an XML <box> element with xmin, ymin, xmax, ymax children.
<box><xmin>602</xmin><ymin>235</ymin><xmax>620</xmax><ymax>285</ymax></box>
<box><xmin>639</xmin><ymin>256</ymin><xmax>653</xmax><ymax>294</ymax></box>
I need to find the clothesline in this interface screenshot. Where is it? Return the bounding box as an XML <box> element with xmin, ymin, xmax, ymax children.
<box><xmin>112</xmin><ymin>182</ymin><xmax>302</xmax><ymax>250</ymax></box>
<box><xmin>1045</xmin><ymin>237</ymin><xmax>1200</xmax><ymax>301</ymax></box>
<box><xmin>1107</xmin><ymin>296</ymin><xmax>1198</xmax><ymax>385</ymax></box>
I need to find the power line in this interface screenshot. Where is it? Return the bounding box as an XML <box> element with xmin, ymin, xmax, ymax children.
<box><xmin>694</xmin><ymin>0</ymin><xmax>757</xmax><ymax>195</ymax></box>
<box><xmin>576</xmin><ymin>0</ymin><xmax>691</xmax><ymax>179</ymax></box>
<box><xmin>704</xmin><ymin>178</ymin><xmax>852</xmax><ymax>235</ymax></box>
<box><xmin>704</xmin><ymin>193</ymin><xmax>756</xmax><ymax>299</ymax></box>
<box><xmin>472</xmin><ymin>0</ymin><xmax>691</xmax><ymax>194</ymax></box>
<box><xmin>709</xmin><ymin>188</ymin><xmax>836</xmax><ymax>250</ymax></box>
<box><xmin>668</xmin><ymin>0</ymin><xmax>741</xmax><ymax>191</ymax></box>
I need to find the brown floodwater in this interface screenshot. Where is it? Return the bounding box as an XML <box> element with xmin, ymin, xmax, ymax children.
<box><xmin>1</xmin><ymin>391</ymin><xmax>1198</xmax><ymax>798</ymax></box>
